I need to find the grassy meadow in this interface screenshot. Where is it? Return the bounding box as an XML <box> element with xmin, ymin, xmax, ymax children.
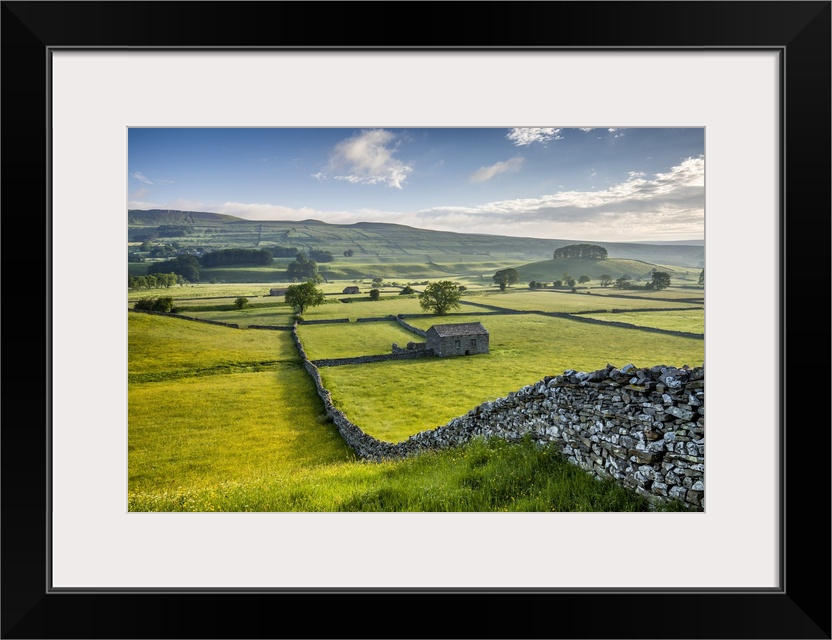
<box><xmin>319</xmin><ymin>312</ymin><xmax>704</xmax><ymax>443</ymax></box>
<box><xmin>580</xmin><ymin>309</ymin><xmax>705</xmax><ymax>334</ymax></box>
<box><xmin>128</xmin><ymin>312</ymin><xmax>672</xmax><ymax>512</ymax></box>
<box><xmin>297</xmin><ymin>322</ymin><xmax>420</xmax><ymax>360</ymax></box>
<box><xmin>127</xmin><ymin>215</ymin><xmax>703</xmax><ymax>512</ymax></box>
<box><xmin>463</xmin><ymin>288</ymin><xmax>701</xmax><ymax>313</ymax></box>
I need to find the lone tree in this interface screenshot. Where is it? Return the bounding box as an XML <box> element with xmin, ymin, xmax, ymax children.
<box><xmin>369</xmin><ymin>288</ymin><xmax>381</xmax><ymax>301</ymax></box>
<box><xmin>578</xmin><ymin>275</ymin><xmax>591</xmax><ymax>284</ymax></box>
<box><xmin>234</xmin><ymin>297</ymin><xmax>249</xmax><ymax>309</ymax></box>
<box><xmin>599</xmin><ymin>274</ymin><xmax>613</xmax><ymax>288</ymax></box>
<box><xmin>492</xmin><ymin>268</ymin><xmax>519</xmax><ymax>291</ymax></box>
<box><xmin>649</xmin><ymin>271</ymin><xmax>671</xmax><ymax>291</ymax></box>
<box><xmin>419</xmin><ymin>280</ymin><xmax>461</xmax><ymax>315</ymax></box>
<box><xmin>698</xmin><ymin>269</ymin><xmax>704</xmax><ymax>286</ymax></box>
<box><xmin>343</xmin><ymin>249</ymin><xmax>354</xmax><ymax>257</ymax></box>
<box><xmin>284</xmin><ymin>281</ymin><xmax>325</xmax><ymax>315</ymax></box>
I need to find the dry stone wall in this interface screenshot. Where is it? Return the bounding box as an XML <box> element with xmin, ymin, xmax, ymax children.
<box><xmin>291</xmin><ymin>321</ymin><xmax>704</xmax><ymax>511</ymax></box>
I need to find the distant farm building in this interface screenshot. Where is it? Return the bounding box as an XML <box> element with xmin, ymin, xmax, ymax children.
<box><xmin>342</xmin><ymin>286</ymin><xmax>360</xmax><ymax>294</ymax></box>
<box><xmin>270</xmin><ymin>288</ymin><xmax>288</xmax><ymax>296</ymax></box>
<box><xmin>426</xmin><ymin>322</ymin><xmax>489</xmax><ymax>357</ymax></box>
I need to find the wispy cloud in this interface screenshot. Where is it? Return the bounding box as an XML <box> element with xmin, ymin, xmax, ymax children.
<box><xmin>130</xmin><ymin>187</ymin><xmax>149</xmax><ymax>201</ymax></box>
<box><xmin>578</xmin><ymin>128</ymin><xmax>594</xmax><ymax>133</ymax></box>
<box><xmin>131</xmin><ymin>171</ymin><xmax>153</xmax><ymax>185</ymax></box>
<box><xmin>130</xmin><ymin>156</ymin><xmax>704</xmax><ymax>243</ymax></box>
<box><xmin>506</xmin><ymin>128</ymin><xmax>563</xmax><ymax>146</ymax></box>
<box><xmin>319</xmin><ymin>129</ymin><xmax>413</xmax><ymax>189</ymax></box>
<box><xmin>420</xmin><ymin>155</ymin><xmax>705</xmax><ymax>240</ymax></box>
<box><xmin>469</xmin><ymin>157</ymin><xmax>524</xmax><ymax>183</ymax></box>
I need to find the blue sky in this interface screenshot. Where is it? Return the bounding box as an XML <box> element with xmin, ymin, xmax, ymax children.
<box><xmin>128</xmin><ymin>127</ymin><xmax>704</xmax><ymax>242</ymax></box>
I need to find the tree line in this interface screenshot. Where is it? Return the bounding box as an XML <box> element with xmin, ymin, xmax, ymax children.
<box><xmin>553</xmin><ymin>243</ymin><xmax>608</xmax><ymax>260</ymax></box>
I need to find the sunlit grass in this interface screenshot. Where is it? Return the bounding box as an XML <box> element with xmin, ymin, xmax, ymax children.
<box><xmin>129</xmin><ymin>436</ymin><xmax>682</xmax><ymax>512</ymax></box>
<box><xmin>590</xmin><ymin>288</ymin><xmax>704</xmax><ymax>301</ymax></box>
<box><xmin>128</xmin><ymin>313</ymin><xmax>296</xmax><ymax>380</ymax></box>
<box><xmin>298</xmin><ymin>322</ymin><xmax>421</xmax><ymax>360</ymax></box>
<box><xmin>300</xmin><ymin>296</ymin><xmax>431</xmax><ymax>321</ymax></box>
<box><xmin>181</xmin><ymin>306</ymin><xmax>296</xmax><ymax>327</ymax></box>
<box><xmin>128</xmin><ymin>306</ymin><xmax>698</xmax><ymax>513</ymax></box>
<box><xmin>581</xmin><ymin>309</ymin><xmax>704</xmax><ymax>333</ymax></box>
<box><xmin>463</xmin><ymin>289</ymin><xmax>700</xmax><ymax>313</ymax></box>
<box><xmin>129</xmin><ymin>368</ymin><xmax>355</xmax><ymax>494</ymax></box>
<box><xmin>320</xmin><ymin>314</ymin><xmax>704</xmax><ymax>442</ymax></box>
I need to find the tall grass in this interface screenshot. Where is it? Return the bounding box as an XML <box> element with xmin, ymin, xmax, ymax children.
<box><xmin>129</xmin><ymin>436</ymin><xmax>688</xmax><ymax>512</ymax></box>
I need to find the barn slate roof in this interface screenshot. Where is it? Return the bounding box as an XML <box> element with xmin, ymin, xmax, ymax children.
<box><xmin>427</xmin><ymin>322</ymin><xmax>489</xmax><ymax>337</ymax></box>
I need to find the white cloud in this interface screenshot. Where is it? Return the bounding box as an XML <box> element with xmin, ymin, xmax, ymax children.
<box><xmin>506</xmin><ymin>128</ymin><xmax>563</xmax><ymax>146</ymax></box>
<box><xmin>469</xmin><ymin>157</ymin><xmax>524</xmax><ymax>183</ymax></box>
<box><xmin>578</xmin><ymin>128</ymin><xmax>594</xmax><ymax>133</ymax></box>
<box><xmin>322</xmin><ymin>129</ymin><xmax>412</xmax><ymax>189</ymax></box>
<box><xmin>608</xmin><ymin>128</ymin><xmax>617</xmax><ymax>133</ymax></box>
<box><xmin>131</xmin><ymin>171</ymin><xmax>153</xmax><ymax>185</ymax></box>
<box><xmin>420</xmin><ymin>155</ymin><xmax>705</xmax><ymax>241</ymax></box>
<box><xmin>128</xmin><ymin>156</ymin><xmax>704</xmax><ymax>243</ymax></box>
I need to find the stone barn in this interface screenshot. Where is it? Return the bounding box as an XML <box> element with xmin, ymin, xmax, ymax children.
<box><xmin>425</xmin><ymin>322</ymin><xmax>489</xmax><ymax>357</ymax></box>
<box><xmin>342</xmin><ymin>286</ymin><xmax>360</xmax><ymax>294</ymax></box>
<box><xmin>269</xmin><ymin>288</ymin><xmax>288</xmax><ymax>296</ymax></box>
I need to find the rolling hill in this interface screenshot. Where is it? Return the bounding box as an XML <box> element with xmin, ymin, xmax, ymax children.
<box><xmin>128</xmin><ymin>209</ymin><xmax>704</xmax><ymax>269</ymax></box>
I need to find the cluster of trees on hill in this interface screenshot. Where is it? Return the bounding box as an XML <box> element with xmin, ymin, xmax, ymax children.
<box><xmin>265</xmin><ymin>245</ymin><xmax>300</xmax><ymax>258</ymax></box>
<box><xmin>133</xmin><ymin>296</ymin><xmax>175</xmax><ymax>312</ymax></box>
<box><xmin>308</xmin><ymin>249</ymin><xmax>334</xmax><ymax>263</ymax></box>
<box><xmin>608</xmin><ymin>271</ymin><xmax>672</xmax><ymax>290</ymax></box>
<box><xmin>553</xmin><ymin>244</ymin><xmax>608</xmax><ymax>260</ymax></box>
<box><xmin>199</xmin><ymin>248</ymin><xmax>273</xmax><ymax>267</ymax></box>
<box><xmin>492</xmin><ymin>268</ymin><xmax>519</xmax><ymax>291</ymax></box>
<box><xmin>156</xmin><ymin>224</ymin><xmax>193</xmax><ymax>237</ymax></box>
<box><xmin>147</xmin><ymin>255</ymin><xmax>201</xmax><ymax>282</ymax></box>
<box><xmin>129</xmin><ymin>273</ymin><xmax>186</xmax><ymax>290</ymax></box>
<box><xmin>286</xmin><ymin>252</ymin><xmax>322</xmax><ymax>283</ymax></box>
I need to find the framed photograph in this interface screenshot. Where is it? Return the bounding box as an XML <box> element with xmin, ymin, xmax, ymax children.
<box><xmin>4</xmin><ymin>2</ymin><xmax>829</xmax><ymax>638</ymax></box>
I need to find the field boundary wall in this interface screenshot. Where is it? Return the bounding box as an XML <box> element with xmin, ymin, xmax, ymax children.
<box><xmin>290</xmin><ymin>321</ymin><xmax>705</xmax><ymax>511</ymax></box>
<box><xmin>129</xmin><ymin>308</ymin><xmax>240</xmax><ymax>328</ymax></box>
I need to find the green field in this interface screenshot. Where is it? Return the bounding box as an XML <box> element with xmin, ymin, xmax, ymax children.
<box><xmin>581</xmin><ymin>309</ymin><xmax>705</xmax><ymax>333</ymax></box>
<box><xmin>589</xmin><ymin>288</ymin><xmax>704</xmax><ymax>302</ymax></box>
<box><xmin>297</xmin><ymin>321</ymin><xmax>421</xmax><ymax>360</ymax></box>
<box><xmin>127</xmin><ymin>211</ymin><xmax>704</xmax><ymax>512</ymax></box>
<box><xmin>516</xmin><ymin>258</ymin><xmax>702</xmax><ymax>283</ymax></box>
<box><xmin>128</xmin><ymin>312</ymin><xmax>669</xmax><ymax>512</ymax></box>
<box><xmin>128</xmin><ymin>312</ymin><xmax>296</xmax><ymax>380</ymax></box>
<box><xmin>181</xmin><ymin>307</ymin><xmax>296</xmax><ymax>327</ymax></box>
<box><xmin>318</xmin><ymin>313</ymin><xmax>704</xmax><ymax>443</ymax></box>
<box><xmin>460</xmin><ymin>289</ymin><xmax>700</xmax><ymax>313</ymax></box>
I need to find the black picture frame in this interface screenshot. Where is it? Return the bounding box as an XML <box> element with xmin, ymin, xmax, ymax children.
<box><xmin>3</xmin><ymin>2</ymin><xmax>829</xmax><ymax>638</ymax></box>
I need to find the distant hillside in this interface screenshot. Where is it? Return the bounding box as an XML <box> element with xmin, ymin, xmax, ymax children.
<box><xmin>127</xmin><ymin>209</ymin><xmax>704</xmax><ymax>268</ymax></box>
<box><xmin>128</xmin><ymin>209</ymin><xmax>240</xmax><ymax>225</ymax></box>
